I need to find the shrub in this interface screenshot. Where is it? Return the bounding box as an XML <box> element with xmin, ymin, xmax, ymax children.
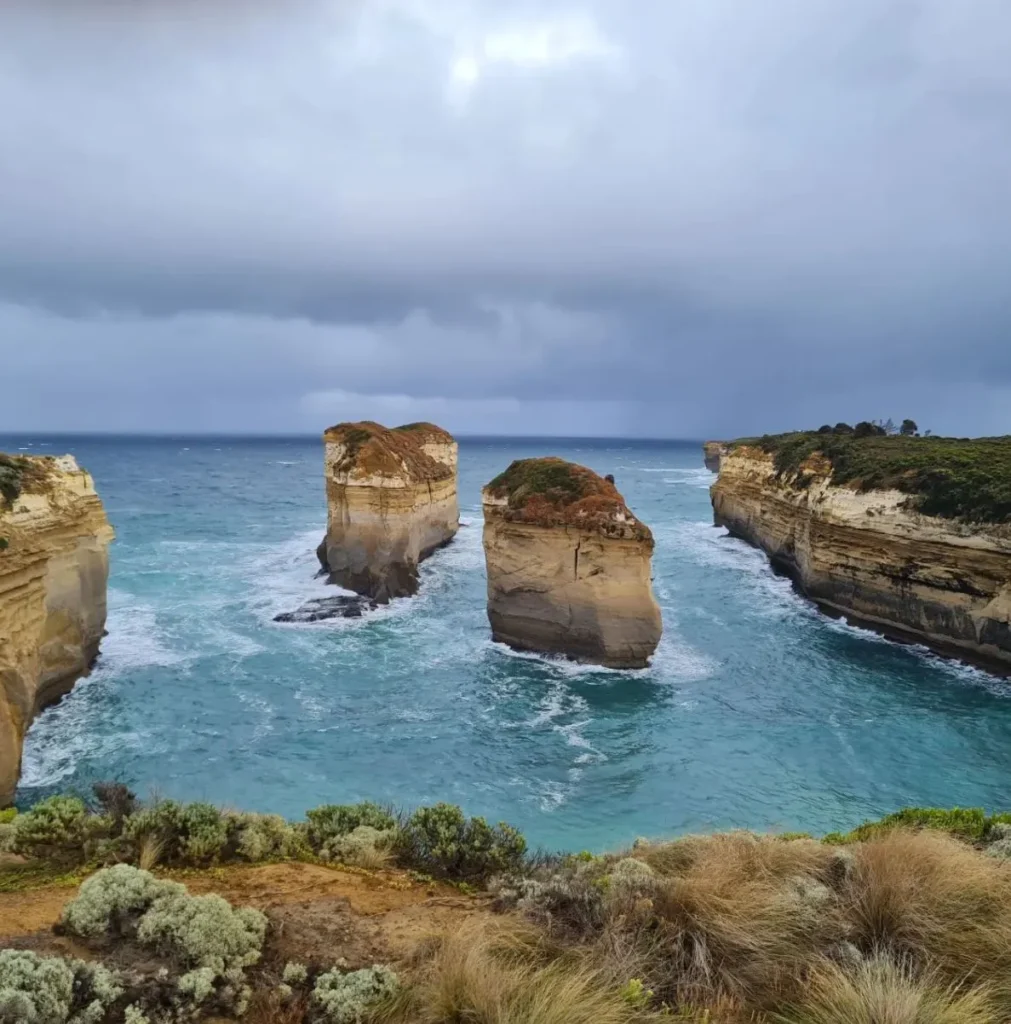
<box><xmin>772</xmin><ymin>956</ymin><xmax>997</xmax><ymax>1024</ymax></box>
<box><xmin>304</xmin><ymin>803</ymin><xmax>397</xmax><ymax>854</ymax></box>
<box><xmin>0</xmin><ymin>949</ymin><xmax>122</xmax><ymax>1024</ymax></box>
<box><xmin>62</xmin><ymin>865</ymin><xmax>267</xmax><ymax>1019</ymax></box>
<box><xmin>124</xmin><ymin>800</ymin><xmax>228</xmax><ymax>865</ymax></box>
<box><xmin>91</xmin><ymin>782</ymin><xmax>138</xmax><ymax>824</ymax></box>
<box><xmin>313</xmin><ymin>965</ymin><xmax>400</xmax><ymax>1023</ymax></box>
<box><xmin>226</xmin><ymin>812</ymin><xmax>306</xmax><ymax>863</ymax></box>
<box><xmin>323</xmin><ymin>825</ymin><xmax>396</xmax><ymax>869</ymax></box>
<box><xmin>0</xmin><ymin>810</ymin><xmax>15</xmax><ymax>826</ymax></box>
<box><xmin>61</xmin><ymin>863</ymin><xmax>182</xmax><ymax>938</ymax></box>
<box><xmin>399</xmin><ymin>804</ymin><xmax>526</xmax><ymax>881</ymax></box>
<box><xmin>9</xmin><ymin>796</ymin><xmax>97</xmax><ymax>862</ymax></box>
<box><xmin>136</xmin><ymin>888</ymin><xmax>267</xmax><ymax>975</ymax></box>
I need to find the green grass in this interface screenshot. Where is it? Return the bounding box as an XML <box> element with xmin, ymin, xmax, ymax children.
<box><xmin>821</xmin><ymin>807</ymin><xmax>1011</xmax><ymax>845</ymax></box>
<box><xmin>732</xmin><ymin>431</ymin><xmax>1011</xmax><ymax>524</ymax></box>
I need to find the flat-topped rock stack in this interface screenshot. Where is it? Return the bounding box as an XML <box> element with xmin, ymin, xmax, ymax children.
<box><xmin>482</xmin><ymin>457</ymin><xmax>662</xmax><ymax>668</ymax></box>
<box><xmin>317</xmin><ymin>421</ymin><xmax>459</xmax><ymax>603</ymax></box>
<box><xmin>0</xmin><ymin>453</ymin><xmax>113</xmax><ymax>806</ymax></box>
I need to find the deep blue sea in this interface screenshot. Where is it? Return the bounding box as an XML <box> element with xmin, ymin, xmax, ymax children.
<box><xmin>6</xmin><ymin>434</ymin><xmax>1011</xmax><ymax>851</ymax></box>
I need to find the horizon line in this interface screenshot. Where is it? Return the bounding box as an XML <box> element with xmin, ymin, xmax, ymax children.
<box><xmin>0</xmin><ymin>430</ymin><xmax>711</xmax><ymax>444</ymax></box>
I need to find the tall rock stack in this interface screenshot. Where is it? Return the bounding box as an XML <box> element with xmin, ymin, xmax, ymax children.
<box><xmin>482</xmin><ymin>458</ymin><xmax>662</xmax><ymax>669</ymax></box>
<box><xmin>0</xmin><ymin>454</ymin><xmax>114</xmax><ymax>807</ymax></box>
<box><xmin>318</xmin><ymin>422</ymin><xmax>459</xmax><ymax>603</ymax></box>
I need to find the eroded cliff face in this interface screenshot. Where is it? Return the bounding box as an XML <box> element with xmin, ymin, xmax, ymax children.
<box><xmin>711</xmin><ymin>446</ymin><xmax>1011</xmax><ymax>671</ymax></box>
<box><xmin>482</xmin><ymin>459</ymin><xmax>662</xmax><ymax>669</ymax></box>
<box><xmin>318</xmin><ymin>422</ymin><xmax>459</xmax><ymax>602</ymax></box>
<box><xmin>703</xmin><ymin>442</ymin><xmax>728</xmax><ymax>473</ymax></box>
<box><xmin>0</xmin><ymin>455</ymin><xmax>114</xmax><ymax>806</ymax></box>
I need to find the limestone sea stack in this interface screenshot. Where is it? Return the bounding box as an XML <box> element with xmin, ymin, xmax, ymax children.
<box><xmin>711</xmin><ymin>433</ymin><xmax>1011</xmax><ymax>672</ymax></box>
<box><xmin>482</xmin><ymin>458</ymin><xmax>662</xmax><ymax>668</ymax></box>
<box><xmin>0</xmin><ymin>454</ymin><xmax>114</xmax><ymax>806</ymax></box>
<box><xmin>317</xmin><ymin>422</ymin><xmax>459</xmax><ymax>603</ymax></box>
<box><xmin>703</xmin><ymin>441</ymin><xmax>729</xmax><ymax>473</ymax></box>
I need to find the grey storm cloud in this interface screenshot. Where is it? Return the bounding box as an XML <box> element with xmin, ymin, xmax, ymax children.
<box><xmin>0</xmin><ymin>0</ymin><xmax>1009</xmax><ymax>436</ymax></box>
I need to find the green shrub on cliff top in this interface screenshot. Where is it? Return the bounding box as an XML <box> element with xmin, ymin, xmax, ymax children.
<box><xmin>733</xmin><ymin>431</ymin><xmax>1011</xmax><ymax>524</ymax></box>
<box><xmin>124</xmin><ymin>800</ymin><xmax>228</xmax><ymax>865</ymax></box>
<box><xmin>821</xmin><ymin>806</ymin><xmax>1011</xmax><ymax>845</ymax></box>
<box><xmin>398</xmin><ymin>802</ymin><xmax>527</xmax><ymax>880</ymax></box>
<box><xmin>304</xmin><ymin>802</ymin><xmax>397</xmax><ymax>853</ymax></box>
<box><xmin>8</xmin><ymin>796</ymin><xmax>96</xmax><ymax>862</ymax></box>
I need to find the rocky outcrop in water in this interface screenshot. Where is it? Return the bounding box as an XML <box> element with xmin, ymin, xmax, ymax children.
<box><xmin>274</xmin><ymin>595</ymin><xmax>379</xmax><ymax>623</ymax></box>
<box><xmin>711</xmin><ymin>444</ymin><xmax>1011</xmax><ymax>672</ymax></box>
<box><xmin>317</xmin><ymin>422</ymin><xmax>459</xmax><ymax>603</ymax></box>
<box><xmin>703</xmin><ymin>442</ymin><xmax>729</xmax><ymax>473</ymax></box>
<box><xmin>482</xmin><ymin>458</ymin><xmax>662</xmax><ymax>668</ymax></box>
<box><xmin>0</xmin><ymin>454</ymin><xmax>114</xmax><ymax>806</ymax></box>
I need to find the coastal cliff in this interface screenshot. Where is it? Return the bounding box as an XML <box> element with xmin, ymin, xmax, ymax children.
<box><xmin>711</xmin><ymin>437</ymin><xmax>1011</xmax><ymax>671</ymax></box>
<box><xmin>318</xmin><ymin>422</ymin><xmax>459</xmax><ymax>602</ymax></box>
<box><xmin>703</xmin><ymin>441</ymin><xmax>728</xmax><ymax>473</ymax></box>
<box><xmin>0</xmin><ymin>454</ymin><xmax>114</xmax><ymax>806</ymax></box>
<box><xmin>482</xmin><ymin>458</ymin><xmax>662</xmax><ymax>668</ymax></box>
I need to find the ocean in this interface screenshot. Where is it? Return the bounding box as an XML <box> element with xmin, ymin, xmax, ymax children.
<box><xmin>6</xmin><ymin>434</ymin><xmax>1011</xmax><ymax>851</ymax></box>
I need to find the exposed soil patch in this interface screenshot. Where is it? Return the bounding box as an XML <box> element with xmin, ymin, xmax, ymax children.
<box><xmin>0</xmin><ymin>860</ymin><xmax>492</xmax><ymax>973</ymax></box>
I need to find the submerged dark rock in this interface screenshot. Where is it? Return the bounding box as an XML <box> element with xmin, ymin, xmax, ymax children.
<box><xmin>273</xmin><ymin>595</ymin><xmax>378</xmax><ymax>623</ymax></box>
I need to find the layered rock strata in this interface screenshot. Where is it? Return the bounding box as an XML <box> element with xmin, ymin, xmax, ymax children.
<box><xmin>0</xmin><ymin>455</ymin><xmax>114</xmax><ymax>806</ymax></box>
<box><xmin>711</xmin><ymin>445</ymin><xmax>1011</xmax><ymax>672</ymax></box>
<box><xmin>317</xmin><ymin>422</ymin><xmax>459</xmax><ymax>602</ymax></box>
<box><xmin>482</xmin><ymin>458</ymin><xmax>662</xmax><ymax>668</ymax></box>
<box><xmin>703</xmin><ymin>442</ymin><xmax>729</xmax><ymax>473</ymax></box>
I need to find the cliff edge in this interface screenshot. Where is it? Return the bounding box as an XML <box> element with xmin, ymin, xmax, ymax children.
<box><xmin>482</xmin><ymin>458</ymin><xmax>662</xmax><ymax>668</ymax></box>
<box><xmin>711</xmin><ymin>433</ymin><xmax>1011</xmax><ymax>672</ymax></box>
<box><xmin>703</xmin><ymin>441</ymin><xmax>728</xmax><ymax>473</ymax></box>
<box><xmin>318</xmin><ymin>422</ymin><xmax>459</xmax><ymax>602</ymax></box>
<box><xmin>0</xmin><ymin>454</ymin><xmax>114</xmax><ymax>806</ymax></box>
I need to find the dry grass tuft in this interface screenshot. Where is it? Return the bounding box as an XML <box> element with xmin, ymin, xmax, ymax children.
<box><xmin>137</xmin><ymin>833</ymin><xmax>164</xmax><ymax>872</ymax></box>
<box><xmin>845</xmin><ymin>830</ymin><xmax>1011</xmax><ymax>1000</ymax></box>
<box><xmin>244</xmin><ymin>987</ymin><xmax>310</xmax><ymax>1024</ymax></box>
<box><xmin>772</xmin><ymin>957</ymin><xmax>998</xmax><ymax>1024</ymax></box>
<box><xmin>376</xmin><ymin>919</ymin><xmax>652</xmax><ymax>1024</ymax></box>
<box><xmin>624</xmin><ymin>833</ymin><xmax>844</xmax><ymax>1008</ymax></box>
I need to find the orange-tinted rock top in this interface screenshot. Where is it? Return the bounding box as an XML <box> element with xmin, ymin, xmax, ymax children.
<box><xmin>483</xmin><ymin>458</ymin><xmax>653</xmax><ymax>543</ymax></box>
<box><xmin>323</xmin><ymin>421</ymin><xmax>454</xmax><ymax>481</ymax></box>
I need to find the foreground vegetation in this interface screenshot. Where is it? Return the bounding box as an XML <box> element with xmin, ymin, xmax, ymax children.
<box><xmin>5</xmin><ymin>792</ymin><xmax>1011</xmax><ymax>1022</ymax></box>
<box><xmin>732</xmin><ymin>429</ymin><xmax>1011</xmax><ymax>524</ymax></box>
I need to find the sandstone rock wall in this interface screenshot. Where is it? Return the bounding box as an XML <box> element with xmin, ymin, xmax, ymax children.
<box><xmin>0</xmin><ymin>455</ymin><xmax>114</xmax><ymax>806</ymax></box>
<box><xmin>318</xmin><ymin>422</ymin><xmax>459</xmax><ymax>602</ymax></box>
<box><xmin>711</xmin><ymin>446</ymin><xmax>1011</xmax><ymax>672</ymax></box>
<box><xmin>482</xmin><ymin>460</ymin><xmax>662</xmax><ymax>668</ymax></box>
<box><xmin>703</xmin><ymin>441</ymin><xmax>728</xmax><ymax>473</ymax></box>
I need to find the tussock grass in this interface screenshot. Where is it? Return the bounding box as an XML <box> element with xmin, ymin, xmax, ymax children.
<box><xmin>629</xmin><ymin>834</ymin><xmax>844</xmax><ymax>1008</ymax></box>
<box><xmin>845</xmin><ymin>830</ymin><xmax>1011</xmax><ymax>1004</ymax></box>
<box><xmin>376</xmin><ymin>920</ymin><xmax>652</xmax><ymax>1024</ymax></box>
<box><xmin>773</xmin><ymin>958</ymin><xmax>998</xmax><ymax>1024</ymax></box>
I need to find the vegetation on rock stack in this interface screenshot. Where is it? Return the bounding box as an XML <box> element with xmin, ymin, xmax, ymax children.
<box><xmin>324</xmin><ymin>422</ymin><xmax>454</xmax><ymax>481</ymax></box>
<box><xmin>486</xmin><ymin>458</ymin><xmax>652</xmax><ymax>540</ymax></box>
<box><xmin>733</xmin><ymin>430</ymin><xmax>1011</xmax><ymax>524</ymax></box>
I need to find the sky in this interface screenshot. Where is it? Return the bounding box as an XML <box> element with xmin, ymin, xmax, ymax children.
<box><xmin>1</xmin><ymin>0</ymin><xmax>1009</xmax><ymax>438</ymax></box>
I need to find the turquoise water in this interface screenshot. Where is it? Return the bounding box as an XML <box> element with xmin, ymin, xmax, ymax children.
<box><xmin>6</xmin><ymin>434</ymin><xmax>1011</xmax><ymax>851</ymax></box>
